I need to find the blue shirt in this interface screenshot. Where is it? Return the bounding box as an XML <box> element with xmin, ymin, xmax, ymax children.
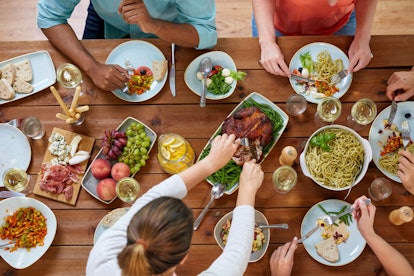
<box><xmin>37</xmin><ymin>0</ymin><xmax>217</xmax><ymax>49</ymax></box>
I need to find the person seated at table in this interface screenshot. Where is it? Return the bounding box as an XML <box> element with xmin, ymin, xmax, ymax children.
<box><xmin>37</xmin><ymin>0</ymin><xmax>217</xmax><ymax>92</ymax></box>
<box><xmin>252</xmin><ymin>0</ymin><xmax>378</xmax><ymax>77</ymax></box>
<box><xmin>86</xmin><ymin>133</ymin><xmax>264</xmax><ymax>276</ymax></box>
<box><xmin>268</xmin><ymin>196</ymin><xmax>414</xmax><ymax>276</ymax></box>
<box><xmin>386</xmin><ymin>66</ymin><xmax>414</xmax><ymax>102</ymax></box>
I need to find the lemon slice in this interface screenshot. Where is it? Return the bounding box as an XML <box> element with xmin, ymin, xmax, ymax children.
<box><xmin>170</xmin><ymin>140</ymin><xmax>184</xmax><ymax>149</ymax></box>
<box><xmin>160</xmin><ymin>146</ymin><xmax>171</xmax><ymax>159</ymax></box>
<box><xmin>162</xmin><ymin>137</ymin><xmax>176</xmax><ymax>147</ymax></box>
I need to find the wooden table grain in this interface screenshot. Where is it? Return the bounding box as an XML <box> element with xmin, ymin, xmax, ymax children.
<box><xmin>1</xmin><ymin>36</ymin><xmax>414</xmax><ymax>276</ymax></box>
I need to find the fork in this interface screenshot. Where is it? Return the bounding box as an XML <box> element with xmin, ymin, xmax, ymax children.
<box><xmin>401</xmin><ymin>120</ymin><xmax>411</xmax><ymax>150</ymax></box>
<box><xmin>330</xmin><ymin>69</ymin><xmax>348</xmax><ymax>85</ymax></box>
<box><xmin>324</xmin><ymin>199</ymin><xmax>371</xmax><ymax>225</ymax></box>
<box><xmin>122</xmin><ymin>59</ymin><xmax>135</xmax><ymax>93</ymax></box>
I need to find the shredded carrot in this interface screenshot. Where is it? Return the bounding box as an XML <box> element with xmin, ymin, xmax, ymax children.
<box><xmin>0</xmin><ymin>207</ymin><xmax>47</xmax><ymax>252</ymax></box>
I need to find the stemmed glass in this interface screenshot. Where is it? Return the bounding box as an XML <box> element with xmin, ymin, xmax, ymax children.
<box><xmin>56</xmin><ymin>63</ymin><xmax>83</xmax><ymax>105</ymax></box>
<box><xmin>347</xmin><ymin>98</ymin><xmax>377</xmax><ymax>131</ymax></box>
<box><xmin>315</xmin><ymin>96</ymin><xmax>342</xmax><ymax>126</ymax></box>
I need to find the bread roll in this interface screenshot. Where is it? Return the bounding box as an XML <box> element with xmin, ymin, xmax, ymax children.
<box><xmin>1</xmin><ymin>63</ymin><xmax>16</xmax><ymax>85</ymax></box>
<box><xmin>315</xmin><ymin>236</ymin><xmax>339</xmax><ymax>262</ymax></box>
<box><xmin>15</xmin><ymin>59</ymin><xmax>33</xmax><ymax>82</ymax></box>
<box><xmin>13</xmin><ymin>78</ymin><xmax>33</xmax><ymax>94</ymax></box>
<box><xmin>0</xmin><ymin>78</ymin><xmax>15</xmax><ymax>100</ymax></box>
<box><xmin>152</xmin><ymin>59</ymin><xmax>168</xmax><ymax>81</ymax></box>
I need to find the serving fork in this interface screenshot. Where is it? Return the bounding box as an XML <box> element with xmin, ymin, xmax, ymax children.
<box><xmin>330</xmin><ymin>69</ymin><xmax>348</xmax><ymax>85</ymax></box>
<box><xmin>401</xmin><ymin>120</ymin><xmax>411</xmax><ymax>150</ymax></box>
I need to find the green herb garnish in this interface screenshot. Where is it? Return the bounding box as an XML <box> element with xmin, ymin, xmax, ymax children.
<box><xmin>317</xmin><ymin>204</ymin><xmax>353</xmax><ymax>226</ymax></box>
<box><xmin>310</xmin><ymin>132</ymin><xmax>336</xmax><ymax>152</ymax></box>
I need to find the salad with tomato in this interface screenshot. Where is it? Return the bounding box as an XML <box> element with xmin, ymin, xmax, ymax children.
<box><xmin>128</xmin><ymin>66</ymin><xmax>154</xmax><ymax>95</ymax></box>
<box><xmin>196</xmin><ymin>65</ymin><xmax>246</xmax><ymax>95</ymax></box>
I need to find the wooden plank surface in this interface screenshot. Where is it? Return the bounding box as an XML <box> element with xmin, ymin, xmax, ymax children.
<box><xmin>0</xmin><ymin>36</ymin><xmax>414</xmax><ymax>275</ymax></box>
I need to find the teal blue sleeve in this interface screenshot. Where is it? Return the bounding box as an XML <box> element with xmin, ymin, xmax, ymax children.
<box><xmin>37</xmin><ymin>0</ymin><xmax>81</xmax><ymax>29</ymax></box>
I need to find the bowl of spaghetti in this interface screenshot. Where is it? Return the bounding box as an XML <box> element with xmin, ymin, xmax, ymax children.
<box><xmin>300</xmin><ymin>125</ymin><xmax>372</xmax><ymax>191</ymax></box>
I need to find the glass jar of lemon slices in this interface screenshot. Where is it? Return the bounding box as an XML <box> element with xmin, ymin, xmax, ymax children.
<box><xmin>157</xmin><ymin>133</ymin><xmax>196</xmax><ymax>174</ymax></box>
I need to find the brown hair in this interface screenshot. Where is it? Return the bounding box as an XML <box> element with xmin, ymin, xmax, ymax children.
<box><xmin>118</xmin><ymin>196</ymin><xmax>193</xmax><ymax>275</ymax></box>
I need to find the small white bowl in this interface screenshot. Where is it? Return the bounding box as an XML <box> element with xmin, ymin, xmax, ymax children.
<box><xmin>299</xmin><ymin>125</ymin><xmax>372</xmax><ymax>191</ymax></box>
<box><xmin>184</xmin><ymin>51</ymin><xmax>237</xmax><ymax>100</ymax></box>
<box><xmin>214</xmin><ymin>209</ymin><xmax>270</xmax><ymax>262</ymax></box>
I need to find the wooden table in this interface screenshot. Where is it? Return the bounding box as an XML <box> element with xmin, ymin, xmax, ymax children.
<box><xmin>1</xmin><ymin>35</ymin><xmax>414</xmax><ymax>275</ymax></box>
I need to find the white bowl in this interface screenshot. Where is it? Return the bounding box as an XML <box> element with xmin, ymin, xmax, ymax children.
<box><xmin>214</xmin><ymin>209</ymin><xmax>270</xmax><ymax>262</ymax></box>
<box><xmin>184</xmin><ymin>51</ymin><xmax>237</xmax><ymax>100</ymax></box>
<box><xmin>299</xmin><ymin>125</ymin><xmax>372</xmax><ymax>191</ymax></box>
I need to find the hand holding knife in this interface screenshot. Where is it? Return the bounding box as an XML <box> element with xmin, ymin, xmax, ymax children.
<box><xmin>169</xmin><ymin>43</ymin><xmax>176</xmax><ymax>97</ymax></box>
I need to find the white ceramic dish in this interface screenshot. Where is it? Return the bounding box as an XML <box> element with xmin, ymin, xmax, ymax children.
<box><xmin>301</xmin><ymin>199</ymin><xmax>366</xmax><ymax>266</ymax></box>
<box><xmin>300</xmin><ymin>125</ymin><xmax>372</xmax><ymax>191</ymax></box>
<box><xmin>288</xmin><ymin>42</ymin><xmax>352</xmax><ymax>104</ymax></box>
<box><xmin>0</xmin><ymin>50</ymin><xmax>56</xmax><ymax>105</ymax></box>
<box><xmin>368</xmin><ymin>101</ymin><xmax>414</xmax><ymax>183</ymax></box>
<box><xmin>197</xmin><ymin>92</ymin><xmax>289</xmax><ymax>194</ymax></box>
<box><xmin>0</xmin><ymin>197</ymin><xmax>57</xmax><ymax>269</ymax></box>
<box><xmin>214</xmin><ymin>210</ymin><xmax>270</xmax><ymax>263</ymax></box>
<box><xmin>94</xmin><ymin>207</ymin><xmax>129</xmax><ymax>244</ymax></box>
<box><xmin>81</xmin><ymin>117</ymin><xmax>157</xmax><ymax>204</ymax></box>
<box><xmin>105</xmin><ymin>40</ymin><xmax>167</xmax><ymax>102</ymax></box>
<box><xmin>184</xmin><ymin>51</ymin><xmax>237</xmax><ymax>100</ymax></box>
<box><xmin>0</xmin><ymin>125</ymin><xmax>31</xmax><ymax>187</ymax></box>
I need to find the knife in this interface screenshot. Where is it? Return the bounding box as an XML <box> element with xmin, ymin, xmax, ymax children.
<box><xmin>169</xmin><ymin>43</ymin><xmax>176</xmax><ymax>97</ymax></box>
<box><xmin>388</xmin><ymin>100</ymin><xmax>398</xmax><ymax>126</ymax></box>
<box><xmin>297</xmin><ymin>225</ymin><xmax>320</xmax><ymax>243</ymax></box>
<box><xmin>290</xmin><ymin>74</ymin><xmax>316</xmax><ymax>84</ymax></box>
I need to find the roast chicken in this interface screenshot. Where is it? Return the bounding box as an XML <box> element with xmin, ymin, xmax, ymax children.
<box><xmin>222</xmin><ymin>107</ymin><xmax>274</xmax><ymax>165</ymax></box>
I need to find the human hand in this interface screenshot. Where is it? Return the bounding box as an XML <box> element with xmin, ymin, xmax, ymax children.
<box><xmin>118</xmin><ymin>0</ymin><xmax>154</xmax><ymax>33</ymax></box>
<box><xmin>351</xmin><ymin>196</ymin><xmax>376</xmax><ymax>239</ymax></box>
<box><xmin>204</xmin><ymin>134</ymin><xmax>240</xmax><ymax>172</ymax></box>
<box><xmin>398</xmin><ymin>150</ymin><xmax>414</xmax><ymax>195</ymax></box>
<box><xmin>89</xmin><ymin>63</ymin><xmax>129</xmax><ymax>91</ymax></box>
<box><xmin>347</xmin><ymin>38</ymin><xmax>373</xmax><ymax>72</ymax></box>
<box><xmin>236</xmin><ymin>160</ymin><xmax>264</xmax><ymax>206</ymax></box>
<box><xmin>386</xmin><ymin>70</ymin><xmax>414</xmax><ymax>101</ymax></box>
<box><xmin>259</xmin><ymin>41</ymin><xmax>290</xmax><ymax>77</ymax></box>
<box><xmin>270</xmin><ymin>237</ymin><xmax>298</xmax><ymax>276</ymax></box>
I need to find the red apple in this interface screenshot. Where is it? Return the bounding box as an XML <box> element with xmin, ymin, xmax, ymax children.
<box><xmin>91</xmin><ymin>158</ymin><xmax>111</xmax><ymax>179</ymax></box>
<box><xmin>111</xmin><ymin>162</ymin><xmax>131</xmax><ymax>181</ymax></box>
<box><xmin>97</xmin><ymin>178</ymin><xmax>117</xmax><ymax>201</ymax></box>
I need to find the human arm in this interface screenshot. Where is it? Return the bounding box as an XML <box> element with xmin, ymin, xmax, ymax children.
<box><xmin>386</xmin><ymin>67</ymin><xmax>414</xmax><ymax>101</ymax></box>
<box><xmin>397</xmin><ymin>150</ymin><xmax>414</xmax><ymax>195</ymax></box>
<box><xmin>269</xmin><ymin>237</ymin><xmax>298</xmax><ymax>276</ymax></box>
<box><xmin>347</xmin><ymin>0</ymin><xmax>378</xmax><ymax>72</ymax></box>
<box><xmin>118</xmin><ymin>0</ymin><xmax>216</xmax><ymax>49</ymax></box>
<box><xmin>252</xmin><ymin>0</ymin><xmax>290</xmax><ymax>77</ymax></box>
<box><xmin>352</xmin><ymin>196</ymin><xmax>414</xmax><ymax>276</ymax></box>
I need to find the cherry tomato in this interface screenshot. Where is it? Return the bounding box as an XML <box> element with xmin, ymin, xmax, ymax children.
<box><xmin>208</xmin><ymin>65</ymin><xmax>223</xmax><ymax>78</ymax></box>
<box><xmin>134</xmin><ymin>66</ymin><xmax>153</xmax><ymax>76</ymax></box>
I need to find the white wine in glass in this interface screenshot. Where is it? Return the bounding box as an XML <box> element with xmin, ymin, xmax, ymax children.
<box><xmin>349</xmin><ymin>98</ymin><xmax>377</xmax><ymax>129</ymax></box>
<box><xmin>56</xmin><ymin>63</ymin><xmax>83</xmax><ymax>104</ymax></box>
<box><xmin>3</xmin><ymin>168</ymin><xmax>29</xmax><ymax>193</ymax></box>
<box><xmin>116</xmin><ymin>177</ymin><xmax>141</xmax><ymax>203</ymax></box>
<box><xmin>316</xmin><ymin>96</ymin><xmax>342</xmax><ymax>124</ymax></box>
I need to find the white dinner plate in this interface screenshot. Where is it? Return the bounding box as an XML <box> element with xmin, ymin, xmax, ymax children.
<box><xmin>94</xmin><ymin>207</ymin><xmax>129</xmax><ymax>244</ymax></box>
<box><xmin>368</xmin><ymin>101</ymin><xmax>414</xmax><ymax>183</ymax></box>
<box><xmin>214</xmin><ymin>210</ymin><xmax>270</xmax><ymax>263</ymax></box>
<box><xmin>0</xmin><ymin>125</ymin><xmax>31</xmax><ymax>187</ymax></box>
<box><xmin>0</xmin><ymin>50</ymin><xmax>56</xmax><ymax>105</ymax></box>
<box><xmin>288</xmin><ymin>42</ymin><xmax>352</xmax><ymax>104</ymax></box>
<box><xmin>184</xmin><ymin>51</ymin><xmax>237</xmax><ymax>100</ymax></box>
<box><xmin>0</xmin><ymin>197</ymin><xmax>57</xmax><ymax>269</ymax></box>
<box><xmin>105</xmin><ymin>40</ymin><xmax>167</xmax><ymax>102</ymax></box>
<box><xmin>301</xmin><ymin>199</ymin><xmax>366</xmax><ymax>266</ymax></box>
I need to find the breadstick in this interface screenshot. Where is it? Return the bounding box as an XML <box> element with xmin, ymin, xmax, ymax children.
<box><xmin>68</xmin><ymin>108</ymin><xmax>76</xmax><ymax>117</ymax></box>
<box><xmin>75</xmin><ymin>113</ymin><xmax>81</xmax><ymax>119</ymax></box>
<box><xmin>70</xmin><ymin>86</ymin><xmax>81</xmax><ymax>111</ymax></box>
<box><xmin>66</xmin><ymin>117</ymin><xmax>76</xmax><ymax>124</ymax></box>
<box><xmin>56</xmin><ymin>113</ymin><xmax>69</xmax><ymax>121</ymax></box>
<box><xmin>75</xmin><ymin>105</ymin><xmax>89</xmax><ymax>113</ymax></box>
<box><xmin>50</xmin><ymin>86</ymin><xmax>70</xmax><ymax>116</ymax></box>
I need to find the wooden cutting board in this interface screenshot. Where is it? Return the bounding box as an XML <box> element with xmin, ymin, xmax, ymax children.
<box><xmin>33</xmin><ymin>128</ymin><xmax>95</xmax><ymax>205</ymax></box>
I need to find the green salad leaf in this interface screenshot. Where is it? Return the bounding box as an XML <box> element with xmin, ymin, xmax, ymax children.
<box><xmin>299</xmin><ymin>51</ymin><xmax>314</xmax><ymax>73</ymax></box>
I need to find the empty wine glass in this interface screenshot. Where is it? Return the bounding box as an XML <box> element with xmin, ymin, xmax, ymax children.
<box><xmin>347</xmin><ymin>98</ymin><xmax>377</xmax><ymax>131</ymax></box>
<box><xmin>56</xmin><ymin>63</ymin><xmax>83</xmax><ymax>104</ymax></box>
<box><xmin>315</xmin><ymin>96</ymin><xmax>342</xmax><ymax>126</ymax></box>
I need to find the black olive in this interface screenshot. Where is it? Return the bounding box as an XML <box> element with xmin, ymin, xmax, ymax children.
<box><xmin>405</xmin><ymin>113</ymin><xmax>411</xmax><ymax>119</ymax></box>
<box><xmin>140</xmin><ymin>69</ymin><xmax>147</xmax><ymax>75</ymax></box>
<box><xmin>298</xmin><ymin>67</ymin><xmax>303</xmax><ymax>73</ymax></box>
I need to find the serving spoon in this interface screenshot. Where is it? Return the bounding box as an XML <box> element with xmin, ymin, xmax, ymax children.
<box><xmin>193</xmin><ymin>183</ymin><xmax>225</xmax><ymax>230</ymax></box>
<box><xmin>199</xmin><ymin>57</ymin><xmax>212</xmax><ymax>107</ymax></box>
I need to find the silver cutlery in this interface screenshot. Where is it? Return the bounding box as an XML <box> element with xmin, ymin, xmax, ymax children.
<box><xmin>122</xmin><ymin>59</ymin><xmax>135</xmax><ymax>93</ymax></box>
<box><xmin>290</xmin><ymin>74</ymin><xmax>316</xmax><ymax>84</ymax></box>
<box><xmin>193</xmin><ymin>183</ymin><xmax>225</xmax><ymax>230</ymax></box>
<box><xmin>199</xmin><ymin>57</ymin><xmax>212</xmax><ymax>107</ymax></box>
<box><xmin>401</xmin><ymin>120</ymin><xmax>411</xmax><ymax>150</ymax></box>
<box><xmin>330</xmin><ymin>69</ymin><xmax>348</xmax><ymax>85</ymax></box>
<box><xmin>343</xmin><ymin>163</ymin><xmax>363</xmax><ymax>200</ymax></box>
<box><xmin>388</xmin><ymin>100</ymin><xmax>398</xmax><ymax>126</ymax></box>
<box><xmin>169</xmin><ymin>43</ymin><xmax>176</xmax><ymax>97</ymax></box>
<box><xmin>0</xmin><ymin>242</ymin><xmax>14</xmax><ymax>248</ymax></box>
<box><xmin>324</xmin><ymin>199</ymin><xmax>371</xmax><ymax>225</ymax></box>
<box><xmin>297</xmin><ymin>225</ymin><xmax>320</xmax><ymax>243</ymax></box>
<box><xmin>257</xmin><ymin>223</ymin><xmax>289</xmax><ymax>229</ymax></box>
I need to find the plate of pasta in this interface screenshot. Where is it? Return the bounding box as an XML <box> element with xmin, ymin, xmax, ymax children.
<box><xmin>289</xmin><ymin>42</ymin><xmax>352</xmax><ymax>104</ymax></box>
<box><xmin>300</xmin><ymin>125</ymin><xmax>371</xmax><ymax>191</ymax></box>
<box><xmin>368</xmin><ymin>101</ymin><xmax>414</xmax><ymax>183</ymax></box>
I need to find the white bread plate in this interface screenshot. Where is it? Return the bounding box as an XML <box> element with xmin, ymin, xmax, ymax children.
<box><xmin>300</xmin><ymin>124</ymin><xmax>372</xmax><ymax>191</ymax></box>
<box><xmin>301</xmin><ymin>199</ymin><xmax>366</xmax><ymax>266</ymax></box>
<box><xmin>214</xmin><ymin>209</ymin><xmax>270</xmax><ymax>263</ymax></box>
<box><xmin>0</xmin><ymin>51</ymin><xmax>55</xmax><ymax>105</ymax></box>
<box><xmin>0</xmin><ymin>197</ymin><xmax>57</xmax><ymax>269</ymax></box>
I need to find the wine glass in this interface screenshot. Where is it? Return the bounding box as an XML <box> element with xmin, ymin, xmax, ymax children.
<box><xmin>116</xmin><ymin>177</ymin><xmax>141</xmax><ymax>203</ymax></box>
<box><xmin>56</xmin><ymin>63</ymin><xmax>83</xmax><ymax>104</ymax></box>
<box><xmin>347</xmin><ymin>98</ymin><xmax>377</xmax><ymax>131</ymax></box>
<box><xmin>315</xmin><ymin>96</ymin><xmax>342</xmax><ymax>126</ymax></box>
